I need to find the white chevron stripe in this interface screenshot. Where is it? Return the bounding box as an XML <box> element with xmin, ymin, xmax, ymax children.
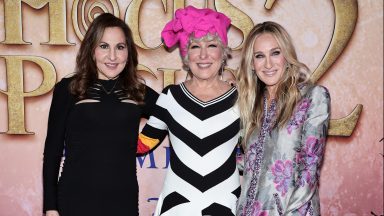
<box><xmin>201</xmin><ymin>170</ymin><xmax>239</xmax><ymax>214</ymax></box>
<box><xmin>146</xmin><ymin>116</ymin><xmax>168</xmax><ymax>130</ymax></box>
<box><xmin>156</xmin><ymin>91</ymin><xmax>238</xmax><ymax>139</ymax></box>
<box><xmin>156</xmin><ymin>165</ymin><xmax>240</xmax><ymax>215</ymax></box>
<box><xmin>159</xmin><ymin>165</ymin><xmax>204</xmax><ymax>204</ymax></box>
<box><xmin>169</xmin><ymin>130</ymin><xmax>240</xmax><ymax>176</ymax></box>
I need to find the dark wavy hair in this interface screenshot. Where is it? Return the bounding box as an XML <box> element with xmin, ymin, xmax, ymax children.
<box><xmin>70</xmin><ymin>13</ymin><xmax>145</xmax><ymax>102</ymax></box>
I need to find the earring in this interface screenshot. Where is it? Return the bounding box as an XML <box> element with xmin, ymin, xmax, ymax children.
<box><xmin>220</xmin><ymin>67</ymin><xmax>224</xmax><ymax>80</ymax></box>
<box><xmin>220</xmin><ymin>60</ymin><xmax>225</xmax><ymax>80</ymax></box>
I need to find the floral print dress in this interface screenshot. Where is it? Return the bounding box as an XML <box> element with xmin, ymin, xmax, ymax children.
<box><xmin>236</xmin><ymin>85</ymin><xmax>330</xmax><ymax>216</ymax></box>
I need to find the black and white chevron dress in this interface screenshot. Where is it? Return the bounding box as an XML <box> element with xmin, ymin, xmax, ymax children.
<box><xmin>141</xmin><ymin>83</ymin><xmax>241</xmax><ymax>216</ymax></box>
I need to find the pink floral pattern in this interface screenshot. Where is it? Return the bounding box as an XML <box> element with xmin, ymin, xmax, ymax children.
<box><xmin>252</xmin><ymin>201</ymin><xmax>268</xmax><ymax>216</ymax></box>
<box><xmin>296</xmin><ymin>136</ymin><xmax>325</xmax><ymax>188</ymax></box>
<box><xmin>287</xmin><ymin>98</ymin><xmax>311</xmax><ymax>134</ymax></box>
<box><xmin>271</xmin><ymin>160</ymin><xmax>293</xmax><ymax>197</ymax></box>
<box><xmin>245</xmin><ymin>142</ymin><xmax>258</xmax><ymax>172</ymax></box>
<box><xmin>296</xmin><ymin>202</ymin><xmax>311</xmax><ymax>216</ymax></box>
<box><xmin>236</xmin><ymin>86</ymin><xmax>330</xmax><ymax>216</ymax></box>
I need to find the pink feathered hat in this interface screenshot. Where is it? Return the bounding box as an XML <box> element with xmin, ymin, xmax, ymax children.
<box><xmin>161</xmin><ymin>6</ymin><xmax>231</xmax><ymax>57</ymax></box>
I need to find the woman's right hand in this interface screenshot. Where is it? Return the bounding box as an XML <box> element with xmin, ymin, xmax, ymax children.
<box><xmin>45</xmin><ymin>210</ymin><xmax>60</xmax><ymax>216</ymax></box>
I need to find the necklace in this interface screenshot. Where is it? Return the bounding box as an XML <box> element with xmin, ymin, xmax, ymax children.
<box><xmin>98</xmin><ymin>79</ymin><xmax>119</xmax><ymax>94</ymax></box>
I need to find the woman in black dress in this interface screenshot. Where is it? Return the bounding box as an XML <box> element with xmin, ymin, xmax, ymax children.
<box><xmin>43</xmin><ymin>13</ymin><xmax>158</xmax><ymax>216</ymax></box>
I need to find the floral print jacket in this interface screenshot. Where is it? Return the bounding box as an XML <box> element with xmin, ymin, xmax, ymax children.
<box><xmin>236</xmin><ymin>85</ymin><xmax>330</xmax><ymax>216</ymax></box>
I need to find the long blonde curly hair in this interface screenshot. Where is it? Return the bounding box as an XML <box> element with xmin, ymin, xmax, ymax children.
<box><xmin>236</xmin><ymin>21</ymin><xmax>311</xmax><ymax>147</ymax></box>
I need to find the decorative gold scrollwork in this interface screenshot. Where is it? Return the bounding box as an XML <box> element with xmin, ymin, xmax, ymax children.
<box><xmin>265</xmin><ymin>0</ymin><xmax>362</xmax><ymax>136</ymax></box>
<box><xmin>72</xmin><ymin>0</ymin><xmax>120</xmax><ymax>41</ymax></box>
<box><xmin>214</xmin><ymin>0</ymin><xmax>254</xmax><ymax>50</ymax></box>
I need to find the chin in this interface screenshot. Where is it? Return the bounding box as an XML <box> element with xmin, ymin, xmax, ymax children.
<box><xmin>102</xmin><ymin>69</ymin><xmax>124</xmax><ymax>78</ymax></box>
<box><xmin>261</xmin><ymin>81</ymin><xmax>278</xmax><ymax>88</ymax></box>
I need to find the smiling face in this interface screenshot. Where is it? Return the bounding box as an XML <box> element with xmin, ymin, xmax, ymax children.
<box><xmin>186</xmin><ymin>38</ymin><xmax>224</xmax><ymax>81</ymax></box>
<box><xmin>252</xmin><ymin>33</ymin><xmax>287</xmax><ymax>97</ymax></box>
<box><xmin>94</xmin><ymin>27</ymin><xmax>128</xmax><ymax>80</ymax></box>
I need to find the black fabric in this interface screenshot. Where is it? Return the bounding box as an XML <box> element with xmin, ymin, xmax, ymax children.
<box><xmin>140</xmin><ymin>84</ymin><xmax>241</xmax><ymax>215</ymax></box>
<box><xmin>165</xmin><ymin>115</ymin><xmax>240</xmax><ymax>156</ymax></box>
<box><xmin>160</xmin><ymin>191</ymin><xmax>190</xmax><ymax>214</ymax></box>
<box><xmin>173</xmin><ymin>83</ymin><xmax>237</xmax><ymax>120</ymax></box>
<box><xmin>232</xmin><ymin>186</ymin><xmax>241</xmax><ymax>198</ymax></box>
<box><xmin>43</xmin><ymin>77</ymin><xmax>158</xmax><ymax>216</ymax></box>
<box><xmin>201</xmin><ymin>203</ymin><xmax>234</xmax><ymax>216</ymax></box>
<box><xmin>149</xmin><ymin>85</ymin><xmax>240</xmax><ymax>156</ymax></box>
<box><xmin>170</xmin><ymin>148</ymin><xmax>237</xmax><ymax>192</ymax></box>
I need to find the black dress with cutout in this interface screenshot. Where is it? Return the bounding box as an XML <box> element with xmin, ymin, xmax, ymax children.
<box><xmin>43</xmin><ymin>77</ymin><xmax>158</xmax><ymax>216</ymax></box>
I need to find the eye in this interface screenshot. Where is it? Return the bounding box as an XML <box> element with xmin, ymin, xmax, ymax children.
<box><xmin>254</xmin><ymin>54</ymin><xmax>264</xmax><ymax>59</ymax></box>
<box><xmin>190</xmin><ymin>45</ymin><xmax>200</xmax><ymax>49</ymax></box>
<box><xmin>272</xmin><ymin>50</ymin><xmax>281</xmax><ymax>56</ymax></box>
<box><xmin>208</xmin><ymin>43</ymin><xmax>218</xmax><ymax>48</ymax></box>
<box><xmin>99</xmin><ymin>44</ymin><xmax>108</xmax><ymax>49</ymax></box>
<box><xmin>117</xmin><ymin>44</ymin><xmax>126</xmax><ymax>50</ymax></box>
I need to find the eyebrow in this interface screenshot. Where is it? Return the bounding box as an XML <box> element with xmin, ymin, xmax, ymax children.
<box><xmin>98</xmin><ymin>41</ymin><xmax>127</xmax><ymax>45</ymax></box>
<box><xmin>254</xmin><ymin>47</ymin><xmax>280</xmax><ymax>54</ymax></box>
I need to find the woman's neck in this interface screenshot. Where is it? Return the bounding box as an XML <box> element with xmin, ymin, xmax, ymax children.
<box><xmin>184</xmin><ymin>78</ymin><xmax>231</xmax><ymax>102</ymax></box>
<box><xmin>265</xmin><ymin>89</ymin><xmax>276</xmax><ymax>108</ymax></box>
<box><xmin>187</xmin><ymin>77</ymin><xmax>222</xmax><ymax>89</ymax></box>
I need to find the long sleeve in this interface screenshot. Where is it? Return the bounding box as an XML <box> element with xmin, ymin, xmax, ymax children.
<box><xmin>141</xmin><ymin>85</ymin><xmax>159</xmax><ymax>119</ymax></box>
<box><xmin>285</xmin><ymin>85</ymin><xmax>330</xmax><ymax>215</ymax></box>
<box><xmin>137</xmin><ymin>86</ymin><xmax>171</xmax><ymax>154</ymax></box>
<box><xmin>42</xmin><ymin>78</ymin><xmax>73</xmax><ymax>212</ymax></box>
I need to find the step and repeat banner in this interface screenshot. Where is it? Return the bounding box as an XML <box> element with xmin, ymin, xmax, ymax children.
<box><xmin>0</xmin><ymin>0</ymin><xmax>382</xmax><ymax>215</ymax></box>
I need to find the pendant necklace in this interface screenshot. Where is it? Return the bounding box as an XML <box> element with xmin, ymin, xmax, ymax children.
<box><xmin>98</xmin><ymin>78</ymin><xmax>119</xmax><ymax>95</ymax></box>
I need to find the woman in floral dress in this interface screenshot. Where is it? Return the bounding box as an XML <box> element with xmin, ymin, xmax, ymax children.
<box><xmin>236</xmin><ymin>21</ymin><xmax>330</xmax><ymax>216</ymax></box>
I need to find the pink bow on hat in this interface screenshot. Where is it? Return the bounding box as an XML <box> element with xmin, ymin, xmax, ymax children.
<box><xmin>161</xmin><ymin>6</ymin><xmax>231</xmax><ymax>57</ymax></box>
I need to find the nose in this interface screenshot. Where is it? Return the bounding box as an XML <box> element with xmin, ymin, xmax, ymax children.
<box><xmin>264</xmin><ymin>56</ymin><xmax>272</xmax><ymax>69</ymax></box>
<box><xmin>108</xmin><ymin>48</ymin><xmax>117</xmax><ymax>61</ymax></box>
<box><xmin>199</xmin><ymin>47</ymin><xmax>207</xmax><ymax>59</ymax></box>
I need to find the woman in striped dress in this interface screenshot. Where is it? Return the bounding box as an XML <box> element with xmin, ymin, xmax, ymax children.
<box><xmin>137</xmin><ymin>6</ymin><xmax>240</xmax><ymax>216</ymax></box>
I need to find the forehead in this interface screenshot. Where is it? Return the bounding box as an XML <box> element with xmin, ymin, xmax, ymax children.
<box><xmin>253</xmin><ymin>33</ymin><xmax>279</xmax><ymax>51</ymax></box>
<box><xmin>100</xmin><ymin>27</ymin><xmax>126</xmax><ymax>42</ymax></box>
<box><xmin>189</xmin><ymin>34</ymin><xmax>221</xmax><ymax>44</ymax></box>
